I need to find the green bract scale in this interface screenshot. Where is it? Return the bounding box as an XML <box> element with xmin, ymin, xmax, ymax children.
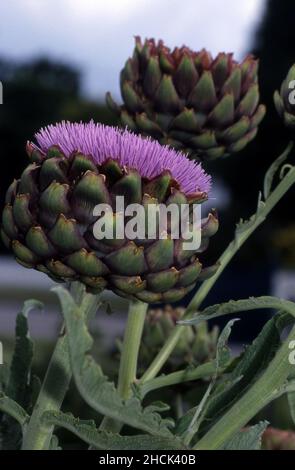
<box><xmin>137</xmin><ymin>305</ymin><xmax>219</xmax><ymax>373</ymax></box>
<box><xmin>107</xmin><ymin>37</ymin><xmax>266</xmax><ymax>160</ymax></box>
<box><xmin>1</xmin><ymin>122</ymin><xmax>219</xmax><ymax>303</ymax></box>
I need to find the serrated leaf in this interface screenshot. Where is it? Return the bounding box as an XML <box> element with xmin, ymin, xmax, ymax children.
<box><xmin>264</xmin><ymin>142</ymin><xmax>293</xmax><ymax>199</ymax></box>
<box><xmin>182</xmin><ymin>320</ymin><xmax>237</xmax><ymax>444</ymax></box>
<box><xmin>195</xmin><ymin>324</ymin><xmax>295</xmax><ymax>450</ymax></box>
<box><xmin>181</xmin><ymin>296</ymin><xmax>295</xmax><ymax>326</ymax></box>
<box><xmin>223</xmin><ymin>421</ymin><xmax>268</xmax><ymax>450</ymax></box>
<box><xmin>7</xmin><ymin>300</ymin><xmax>43</xmax><ymax>407</ymax></box>
<box><xmin>1</xmin><ymin>300</ymin><xmax>42</xmax><ymax>450</ymax></box>
<box><xmin>198</xmin><ymin>313</ymin><xmax>289</xmax><ymax>436</ymax></box>
<box><xmin>53</xmin><ymin>286</ymin><xmax>173</xmax><ymax>437</ymax></box>
<box><xmin>0</xmin><ymin>392</ymin><xmax>29</xmax><ymax>426</ymax></box>
<box><xmin>43</xmin><ymin>411</ymin><xmax>186</xmax><ymax>450</ymax></box>
<box><xmin>175</xmin><ymin>376</ymin><xmax>242</xmax><ymax>438</ymax></box>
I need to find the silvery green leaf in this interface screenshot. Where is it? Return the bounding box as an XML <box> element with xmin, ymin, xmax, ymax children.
<box><xmin>43</xmin><ymin>411</ymin><xmax>186</xmax><ymax>450</ymax></box>
<box><xmin>7</xmin><ymin>300</ymin><xmax>43</xmax><ymax>407</ymax></box>
<box><xmin>1</xmin><ymin>300</ymin><xmax>42</xmax><ymax>450</ymax></box>
<box><xmin>53</xmin><ymin>286</ymin><xmax>173</xmax><ymax>437</ymax></box>
<box><xmin>181</xmin><ymin>319</ymin><xmax>237</xmax><ymax>443</ymax></box>
<box><xmin>181</xmin><ymin>296</ymin><xmax>295</xmax><ymax>326</ymax></box>
<box><xmin>197</xmin><ymin>313</ymin><xmax>287</xmax><ymax>436</ymax></box>
<box><xmin>0</xmin><ymin>392</ymin><xmax>29</xmax><ymax>426</ymax></box>
<box><xmin>223</xmin><ymin>421</ymin><xmax>268</xmax><ymax>450</ymax></box>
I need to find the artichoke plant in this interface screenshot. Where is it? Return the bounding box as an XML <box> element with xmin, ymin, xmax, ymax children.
<box><xmin>274</xmin><ymin>64</ymin><xmax>295</xmax><ymax>129</ymax></box>
<box><xmin>1</xmin><ymin>121</ymin><xmax>218</xmax><ymax>303</ymax></box>
<box><xmin>137</xmin><ymin>305</ymin><xmax>219</xmax><ymax>373</ymax></box>
<box><xmin>107</xmin><ymin>37</ymin><xmax>266</xmax><ymax>160</ymax></box>
<box><xmin>2</xmin><ymin>34</ymin><xmax>295</xmax><ymax>454</ymax></box>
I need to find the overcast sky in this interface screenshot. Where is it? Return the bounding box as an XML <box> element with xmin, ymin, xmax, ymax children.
<box><xmin>0</xmin><ymin>0</ymin><xmax>265</xmax><ymax>99</ymax></box>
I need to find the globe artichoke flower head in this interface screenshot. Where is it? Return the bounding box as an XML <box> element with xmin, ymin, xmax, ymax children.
<box><xmin>107</xmin><ymin>37</ymin><xmax>266</xmax><ymax>160</ymax></box>
<box><xmin>274</xmin><ymin>64</ymin><xmax>295</xmax><ymax>129</ymax></box>
<box><xmin>1</xmin><ymin>121</ymin><xmax>219</xmax><ymax>303</ymax></box>
<box><xmin>138</xmin><ymin>305</ymin><xmax>219</xmax><ymax>372</ymax></box>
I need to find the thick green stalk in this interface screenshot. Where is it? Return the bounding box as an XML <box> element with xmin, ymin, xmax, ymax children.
<box><xmin>140</xmin><ymin>155</ymin><xmax>295</xmax><ymax>383</ymax></box>
<box><xmin>117</xmin><ymin>300</ymin><xmax>148</xmax><ymax>399</ymax></box>
<box><xmin>99</xmin><ymin>299</ymin><xmax>147</xmax><ymax>433</ymax></box>
<box><xmin>194</xmin><ymin>325</ymin><xmax>295</xmax><ymax>450</ymax></box>
<box><xmin>22</xmin><ymin>283</ymin><xmax>100</xmax><ymax>450</ymax></box>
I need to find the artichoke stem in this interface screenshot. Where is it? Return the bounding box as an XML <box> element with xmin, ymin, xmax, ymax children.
<box><xmin>117</xmin><ymin>299</ymin><xmax>148</xmax><ymax>399</ymax></box>
<box><xmin>99</xmin><ymin>299</ymin><xmax>147</xmax><ymax>433</ymax></box>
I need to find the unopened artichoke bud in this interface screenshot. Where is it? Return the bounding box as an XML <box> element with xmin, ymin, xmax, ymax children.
<box><xmin>274</xmin><ymin>64</ymin><xmax>295</xmax><ymax>129</ymax></box>
<box><xmin>1</xmin><ymin>121</ymin><xmax>219</xmax><ymax>303</ymax></box>
<box><xmin>107</xmin><ymin>37</ymin><xmax>265</xmax><ymax>160</ymax></box>
<box><xmin>262</xmin><ymin>427</ymin><xmax>295</xmax><ymax>450</ymax></box>
<box><xmin>138</xmin><ymin>305</ymin><xmax>219</xmax><ymax>371</ymax></box>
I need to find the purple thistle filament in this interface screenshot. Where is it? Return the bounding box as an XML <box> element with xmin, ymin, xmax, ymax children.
<box><xmin>35</xmin><ymin>121</ymin><xmax>211</xmax><ymax>195</ymax></box>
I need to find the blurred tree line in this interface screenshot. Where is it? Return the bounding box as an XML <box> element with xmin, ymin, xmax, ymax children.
<box><xmin>0</xmin><ymin>56</ymin><xmax>116</xmax><ymax>251</ymax></box>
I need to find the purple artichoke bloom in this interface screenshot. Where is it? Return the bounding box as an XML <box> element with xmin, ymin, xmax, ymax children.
<box><xmin>1</xmin><ymin>121</ymin><xmax>219</xmax><ymax>303</ymax></box>
<box><xmin>35</xmin><ymin>121</ymin><xmax>211</xmax><ymax>195</ymax></box>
